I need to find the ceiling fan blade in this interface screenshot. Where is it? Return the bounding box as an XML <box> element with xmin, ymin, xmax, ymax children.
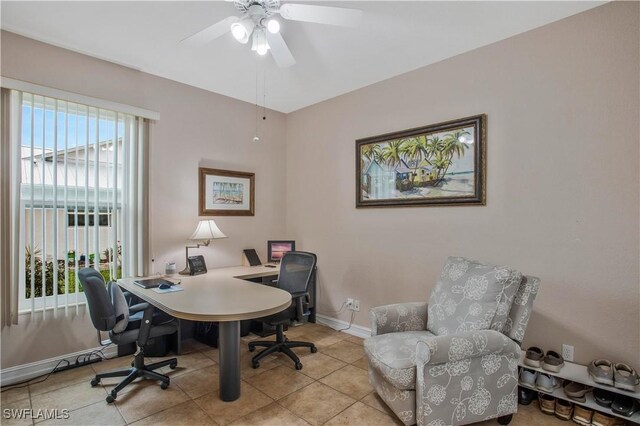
<box><xmin>278</xmin><ymin>3</ymin><xmax>362</xmax><ymax>27</ymax></box>
<box><xmin>266</xmin><ymin>32</ymin><xmax>296</xmax><ymax>68</ymax></box>
<box><xmin>181</xmin><ymin>16</ymin><xmax>239</xmax><ymax>45</ymax></box>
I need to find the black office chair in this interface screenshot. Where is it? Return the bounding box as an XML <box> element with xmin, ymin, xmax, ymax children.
<box><xmin>248</xmin><ymin>251</ymin><xmax>317</xmax><ymax>370</ymax></box>
<box><xmin>79</xmin><ymin>268</ymin><xmax>179</xmax><ymax>403</ymax></box>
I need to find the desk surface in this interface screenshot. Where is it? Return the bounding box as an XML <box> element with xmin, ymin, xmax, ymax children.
<box><xmin>118</xmin><ymin>265</ymin><xmax>290</xmax><ymax>322</ymax></box>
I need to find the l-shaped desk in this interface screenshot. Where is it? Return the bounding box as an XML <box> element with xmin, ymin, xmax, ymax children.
<box><xmin>118</xmin><ymin>264</ymin><xmax>301</xmax><ymax>402</ymax></box>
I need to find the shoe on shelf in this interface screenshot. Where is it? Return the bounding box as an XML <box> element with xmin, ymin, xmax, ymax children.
<box><xmin>519</xmin><ymin>368</ymin><xmax>537</xmax><ymax>388</ymax></box>
<box><xmin>563</xmin><ymin>381</ymin><xmax>592</xmax><ymax>403</ymax></box>
<box><xmin>524</xmin><ymin>346</ymin><xmax>544</xmax><ymax>368</ymax></box>
<box><xmin>536</xmin><ymin>372</ymin><xmax>561</xmax><ymax>393</ymax></box>
<box><xmin>538</xmin><ymin>393</ymin><xmax>556</xmax><ymax>415</ymax></box>
<box><xmin>613</xmin><ymin>362</ymin><xmax>640</xmax><ymax>392</ymax></box>
<box><xmin>611</xmin><ymin>394</ymin><xmax>640</xmax><ymax>417</ymax></box>
<box><xmin>593</xmin><ymin>388</ymin><xmax>616</xmax><ymax>408</ymax></box>
<box><xmin>572</xmin><ymin>405</ymin><xmax>594</xmax><ymax>426</ymax></box>
<box><xmin>588</xmin><ymin>359</ymin><xmax>614</xmax><ymax>386</ymax></box>
<box><xmin>554</xmin><ymin>398</ymin><xmax>573</xmax><ymax>421</ymax></box>
<box><xmin>518</xmin><ymin>386</ymin><xmax>537</xmax><ymax>405</ymax></box>
<box><xmin>591</xmin><ymin>411</ymin><xmax>626</xmax><ymax>426</ymax></box>
<box><xmin>542</xmin><ymin>350</ymin><xmax>565</xmax><ymax>373</ymax></box>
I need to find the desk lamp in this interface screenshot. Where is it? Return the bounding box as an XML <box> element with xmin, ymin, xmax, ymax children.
<box><xmin>179</xmin><ymin>219</ymin><xmax>227</xmax><ymax>275</ymax></box>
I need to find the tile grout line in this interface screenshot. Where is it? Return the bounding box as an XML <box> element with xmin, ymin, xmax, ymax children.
<box><xmin>30</xmin><ymin>382</ymin><xmax>110</xmax><ymax>424</ymax></box>
<box><xmin>27</xmin><ymin>329</ymin><xmax>361</xmax><ymax>426</ymax></box>
<box><xmin>122</xmin><ymin>398</ymin><xmax>192</xmax><ymax>426</ymax></box>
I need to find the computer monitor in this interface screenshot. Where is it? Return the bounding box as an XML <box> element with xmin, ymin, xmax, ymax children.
<box><xmin>267</xmin><ymin>240</ymin><xmax>295</xmax><ymax>263</ymax></box>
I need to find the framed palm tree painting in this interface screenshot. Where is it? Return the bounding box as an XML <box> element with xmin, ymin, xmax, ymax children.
<box><xmin>356</xmin><ymin>114</ymin><xmax>486</xmax><ymax>207</ymax></box>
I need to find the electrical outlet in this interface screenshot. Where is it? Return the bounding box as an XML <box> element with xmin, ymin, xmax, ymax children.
<box><xmin>353</xmin><ymin>299</ymin><xmax>360</xmax><ymax>312</ymax></box>
<box><xmin>346</xmin><ymin>298</ymin><xmax>354</xmax><ymax>310</ymax></box>
<box><xmin>562</xmin><ymin>344</ymin><xmax>574</xmax><ymax>362</ymax></box>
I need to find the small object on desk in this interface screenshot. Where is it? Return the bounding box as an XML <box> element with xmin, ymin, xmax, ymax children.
<box><xmin>264</xmin><ymin>264</ymin><xmax>277</xmax><ymax>268</ymax></box>
<box><xmin>267</xmin><ymin>240</ymin><xmax>295</xmax><ymax>263</ymax></box>
<box><xmin>134</xmin><ymin>278</ymin><xmax>176</xmax><ymax>289</ymax></box>
<box><xmin>152</xmin><ymin>285</ymin><xmax>184</xmax><ymax>294</ymax></box>
<box><xmin>187</xmin><ymin>255</ymin><xmax>208</xmax><ymax>276</ymax></box>
<box><xmin>243</xmin><ymin>249</ymin><xmax>262</xmax><ymax>266</ymax></box>
<box><xmin>165</xmin><ymin>262</ymin><xmax>177</xmax><ymax>275</ymax></box>
<box><xmin>159</xmin><ymin>282</ymin><xmax>172</xmax><ymax>290</ymax></box>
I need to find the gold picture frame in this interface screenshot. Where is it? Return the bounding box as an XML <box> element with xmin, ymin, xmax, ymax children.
<box><xmin>356</xmin><ymin>114</ymin><xmax>486</xmax><ymax>208</ymax></box>
<box><xmin>199</xmin><ymin>167</ymin><xmax>255</xmax><ymax>216</ymax></box>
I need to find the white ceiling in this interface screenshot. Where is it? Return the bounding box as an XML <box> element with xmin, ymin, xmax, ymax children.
<box><xmin>1</xmin><ymin>1</ymin><xmax>604</xmax><ymax>113</ymax></box>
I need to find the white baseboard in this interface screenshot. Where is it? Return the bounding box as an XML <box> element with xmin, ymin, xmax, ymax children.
<box><xmin>316</xmin><ymin>314</ymin><xmax>371</xmax><ymax>339</ymax></box>
<box><xmin>0</xmin><ymin>345</ymin><xmax>118</xmax><ymax>387</ymax></box>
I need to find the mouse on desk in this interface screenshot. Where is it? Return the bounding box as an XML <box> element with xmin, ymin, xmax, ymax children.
<box><xmin>158</xmin><ymin>282</ymin><xmax>173</xmax><ymax>290</ymax></box>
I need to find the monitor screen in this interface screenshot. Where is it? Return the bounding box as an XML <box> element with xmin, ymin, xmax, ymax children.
<box><xmin>267</xmin><ymin>240</ymin><xmax>295</xmax><ymax>262</ymax></box>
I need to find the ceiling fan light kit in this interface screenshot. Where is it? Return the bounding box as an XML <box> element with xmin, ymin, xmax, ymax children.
<box><xmin>183</xmin><ymin>0</ymin><xmax>363</xmax><ymax>67</ymax></box>
<box><xmin>251</xmin><ymin>28</ymin><xmax>270</xmax><ymax>56</ymax></box>
<box><xmin>230</xmin><ymin>17</ymin><xmax>255</xmax><ymax>44</ymax></box>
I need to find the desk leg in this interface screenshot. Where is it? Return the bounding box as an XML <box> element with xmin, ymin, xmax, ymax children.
<box><xmin>219</xmin><ymin>321</ymin><xmax>241</xmax><ymax>402</ymax></box>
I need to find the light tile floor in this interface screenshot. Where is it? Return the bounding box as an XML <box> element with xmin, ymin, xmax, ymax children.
<box><xmin>1</xmin><ymin>323</ymin><xmax>569</xmax><ymax>426</ymax></box>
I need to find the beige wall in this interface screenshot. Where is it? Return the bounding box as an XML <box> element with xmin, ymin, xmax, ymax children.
<box><xmin>285</xmin><ymin>2</ymin><xmax>639</xmax><ymax>365</ymax></box>
<box><xmin>2</xmin><ymin>1</ymin><xmax>639</xmax><ymax>371</ymax></box>
<box><xmin>1</xmin><ymin>31</ymin><xmax>288</xmax><ymax>368</ymax></box>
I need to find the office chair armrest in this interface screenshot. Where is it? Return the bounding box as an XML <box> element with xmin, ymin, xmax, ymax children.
<box><xmin>136</xmin><ymin>304</ymin><xmax>156</xmax><ymax>347</ymax></box>
<box><xmin>129</xmin><ymin>302</ymin><xmax>150</xmax><ymax>314</ymax></box>
<box><xmin>290</xmin><ymin>291</ymin><xmax>310</xmax><ymax>321</ymax></box>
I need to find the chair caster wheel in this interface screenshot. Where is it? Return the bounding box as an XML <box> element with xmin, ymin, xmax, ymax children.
<box><xmin>90</xmin><ymin>378</ymin><xmax>100</xmax><ymax>387</ymax></box>
<box><xmin>131</xmin><ymin>361</ymin><xmax>134</xmax><ymax>367</ymax></box>
<box><xmin>252</xmin><ymin>361</ymin><xmax>260</xmax><ymax>369</ymax></box>
<box><xmin>295</xmin><ymin>363</ymin><xmax>303</xmax><ymax>370</ymax></box>
<box><xmin>248</xmin><ymin>346</ymin><xmax>255</xmax><ymax>352</ymax></box>
<box><xmin>310</xmin><ymin>347</ymin><xmax>317</xmax><ymax>353</ymax></box>
<box><xmin>169</xmin><ymin>362</ymin><xmax>177</xmax><ymax>370</ymax></box>
<box><xmin>497</xmin><ymin>414</ymin><xmax>513</xmax><ymax>425</ymax></box>
<box><xmin>106</xmin><ymin>394</ymin><xmax>116</xmax><ymax>403</ymax></box>
<box><xmin>161</xmin><ymin>382</ymin><xmax>169</xmax><ymax>390</ymax></box>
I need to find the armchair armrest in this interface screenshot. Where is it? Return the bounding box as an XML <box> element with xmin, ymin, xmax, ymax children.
<box><xmin>414</xmin><ymin>330</ymin><xmax>521</xmax><ymax>425</ymax></box>
<box><xmin>368</xmin><ymin>302</ymin><xmax>428</xmax><ymax>336</ymax></box>
<box><xmin>415</xmin><ymin>329</ymin><xmax>520</xmax><ymax>366</ymax></box>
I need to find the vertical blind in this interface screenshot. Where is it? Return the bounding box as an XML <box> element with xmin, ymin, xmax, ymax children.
<box><xmin>2</xmin><ymin>89</ymin><xmax>150</xmax><ymax>319</ymax></box>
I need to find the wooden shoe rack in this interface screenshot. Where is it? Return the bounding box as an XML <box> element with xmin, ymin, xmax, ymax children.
<box><xmin>518</xmin><ymin>352</ymin><xmax>640</xmax><ymax>425</ymax></box>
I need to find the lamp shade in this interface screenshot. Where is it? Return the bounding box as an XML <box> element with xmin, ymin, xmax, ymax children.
<box><xmin>189</xmin><ymin>219</ymin><xmax>227</xmax><ymax>241</ymax></box>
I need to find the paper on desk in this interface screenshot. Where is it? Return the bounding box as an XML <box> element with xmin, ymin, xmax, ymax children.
<box><xmin>152</xmin><ymin>286</ymin><xmax>184</xmax><ymax>294</ymax></box>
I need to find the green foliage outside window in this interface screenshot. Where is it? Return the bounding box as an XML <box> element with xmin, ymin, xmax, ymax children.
<box><xmin>24</xmin><ymin>245</ymin><xmax>122</xmax><ymax>299</ymax></box>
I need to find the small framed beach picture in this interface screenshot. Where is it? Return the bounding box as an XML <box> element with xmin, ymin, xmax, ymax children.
<box><xmin>356</xmin><ymin>114</ymin><xmax>486</xmax><ymax>208</ymax></box>
<box><xmin>199</xmin><ymin>167</ymin><xmax>255</xmax><ymax>216</ymax></box>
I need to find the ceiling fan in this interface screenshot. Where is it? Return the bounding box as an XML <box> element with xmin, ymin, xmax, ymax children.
<box><xmin>181</xmin><ymin>0</ymin><xmax>363</xmax><ymax>68</ymax></box>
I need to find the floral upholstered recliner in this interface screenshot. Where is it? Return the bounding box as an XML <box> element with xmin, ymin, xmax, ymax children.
<box><xmin>364</xmin><ymin>257</ymin><xmax>540</xmax><ymax>426</ymax></box>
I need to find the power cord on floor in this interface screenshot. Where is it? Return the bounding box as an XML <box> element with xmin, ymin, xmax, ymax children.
<box><xmin>1</xmin><ymin>343</ymin><xmax>114</xmax><ymax>393</ymax></box>
<box><xmin>0</xmin><ymin>359</ymin><xmax>70</xmax><ymax>392</ymax></box>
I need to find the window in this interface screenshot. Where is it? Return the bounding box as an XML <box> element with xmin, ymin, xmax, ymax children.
<box><xmin>17</xmin><ymin>93</ymin><xmax>138</xmax><ymax>313</ymax></box>
<box><xmin>67</xmin><ymin>211</ymin><xmax>111</xmax><ymax>227</ymax></box>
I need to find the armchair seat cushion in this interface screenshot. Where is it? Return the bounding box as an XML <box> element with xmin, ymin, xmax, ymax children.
<box><xmin>365</xmin><ymin>330</ymin><xmax>435</xmax><ymax>390</ymax></box>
